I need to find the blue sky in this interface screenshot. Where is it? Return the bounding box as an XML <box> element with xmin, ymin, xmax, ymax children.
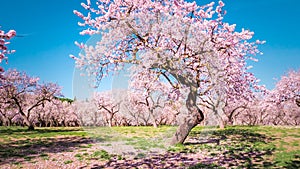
<box><xmin>1</xmin><ymin>0</ymin><xmax>299</xmax><ymax>99</ymax></box>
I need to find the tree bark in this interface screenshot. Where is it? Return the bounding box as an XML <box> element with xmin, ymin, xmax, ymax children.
<box><xmin>22</xmin><ymin>116</ymin><xmax>35</xmax><ymax>130</ymax></box>
<box><xmin>28</xmin><ymin>124</ymin><xmax>35</xmax><ymax>130</ymax></box>
<box><xmin>12</xmin><ymin>97</ymin><xmax>35</xmax><ymax>130</ymax></box>
<box><xmin>149</xmin><ymin>109</ymin><xmax>158</xmax><ymax>128</ymax></box>
<box><xmin>216</xmin><ymin>108</ymin><xmax>226</xmax><ymax>129</ymax></box>
<box><xmin>219</xmin><ymin>119</ymin><xmax>225</xmax><ymax>129</ymax></box>
<box><xmin>108</xmin><ymin>116</ymin><xmax>113</xmax><ymax>127</ymax></box>
<box><xmin>170</xmin><ymin>90</ymin><xmax>204</xmax><ymax>145</ymax></box>
<box><xmin>296</xmin><ymin>98</ymin><xmax>300</xmax><ymax>107</ymax></box>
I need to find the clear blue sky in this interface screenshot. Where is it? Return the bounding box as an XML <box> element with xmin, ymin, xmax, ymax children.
<box><xmin>1</xmin><ymin>0</ymin><xmax>299</xmax><ymax>99</ymax></box>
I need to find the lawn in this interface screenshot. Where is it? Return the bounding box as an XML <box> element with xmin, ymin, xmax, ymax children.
<box><xmin>0</xmin><ymin>125</ymin><xmax>299</xmax><ymax>168</ymax></box>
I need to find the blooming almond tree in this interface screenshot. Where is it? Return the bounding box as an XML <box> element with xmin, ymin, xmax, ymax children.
<box><xmin>271</xmin><ymin>69</ymin><xmax>300</xmax><ymax>106</ymax></box>
<box><xmin>0</xmin><ymin>27</ymin><xmax>16</xmax><ymax>73</ymax></box>
<box><xmin>93</xmin><ymin>91</ymin><xmax>121</xmax><ymax>127</ymax></box>
<box><xmin>261</xmin><ymin>69</ymin><xmax>300</xmax><ymax>125</ymax></box>
<box><xmin>33</xmin><ymin>99</ymin><xmax>79</xmax><ymax>127</ymax></box>
<box><xmin>0</xmin><ymin>69</ymin><xmax>62</xmax><ymax>130</ymax></box>
<box><xmin>129</xmin><ymin>69</ymin><xmax>177</xmax><ymax>128</ymax></box>
<box><xmin>72</xmin><ymin>0</ymin><xmax>264</xmax><ymax>144</ymax></box>
<box><xmin>73</xmin><ymin>99</ymin><xmax>99</xmax><ymax>126</ymax></box>
<box><xmin>0</xmin><ymin>99</ymin><xmax>18</xmax><ymax>126</ymax></box>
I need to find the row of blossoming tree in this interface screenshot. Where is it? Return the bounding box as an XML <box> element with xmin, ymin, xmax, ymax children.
<box><xmin>0</xmin><ymin>28</ymin><xmax>81</xmax><ymax>129</ymax></box>
<box><xmin>1</xmin><ymin>68</ymin><xmax>298</xmax><ymax>130</ymax></box>
<box><xmin>74</xmin><ymin>67</ymin><xmax>300</xmax><ymax>128</ymax></box>
<box><xmin>0</xmin><ymin>69</ymin><xmax>299</xmax><ymax>132</ymax></box>
<box><xmin>0</xmin><ymin>69</ymin><xmax>80</xmax><ymax>130</ymax></box>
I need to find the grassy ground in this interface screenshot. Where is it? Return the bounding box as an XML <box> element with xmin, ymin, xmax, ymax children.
<box><xmin>0</xmin><ymin>125</ymin><xmax>299</xmax><ymax>168</ymax></box>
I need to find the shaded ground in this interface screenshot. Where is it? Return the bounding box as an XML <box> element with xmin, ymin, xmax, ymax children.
<box><xmin>0</xmin><ymin>126</ymin><xmax>299</xmax><ymax>169</ymax></box>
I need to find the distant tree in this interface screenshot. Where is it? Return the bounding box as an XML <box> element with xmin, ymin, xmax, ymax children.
<box><xmin>73</xmin><ymin>0</ymin><xmax>264</xmax><ymax>144</ymax></box>
<box><xmin>271</xmin><ymin>69</ymin><xmax>300</xmax><ymax>106</ymax></box>
<box><xmin>0</xmin><ymin>101</ymin><xmax>18</xmax><ymax>126</ymax></box>
<box><xmin>128</xmin><ymin>70</ymin><xmax>178</xmax><ymax>127</ymax></box>
<box><xmin>32</xmin><ymin>99</ymin><xmax>79</xmax><ymax>127</ymax></box>
<box><xmin>93</xmin><ymin>91</ymin><xmax>121</xmax><ymax>127</ymax></box>
<box><xmin>73</xmin><ymin>99</ymin><xmax>99</xmax><ymax>126</ymax></box>
<box><xmin>197</xmin><ymin>63</ymin><xmax>263</xmax><ymax>128</ymax></box>
<box><xmin>264</xmin><ymin>69</ymin><xmax>300</xmax><ymax>125</ymax></box>
<box><xmin>235</xmin><ymin>69</ymin><xmax>300</xmax><ymax>126</ymax></box>
<box><xmin>56</xmin><ymin>97</ymin><xmax>74</xmax><ymax>104</ymax></box>
<box><xmin>0</xmin><ymin>69</ymin><xmax>62</xmax><ymax>130</ymax></box>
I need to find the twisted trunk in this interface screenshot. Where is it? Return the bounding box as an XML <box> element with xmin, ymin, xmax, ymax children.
<box><xmin>11</xmin><ymin>97</ymin><xmax>35</xmax><ymax>130</ymax></box>
<box><xmin>170</xmin><ymin>89</ymin><xmax>204</xmax><ymax>145</ymax></box>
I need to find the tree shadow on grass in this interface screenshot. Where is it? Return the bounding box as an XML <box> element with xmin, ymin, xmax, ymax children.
<box><xmin>0</xmin><ymin>136</ymin><xmax>94</xmax><ymax>165</ymax></box>
<box><xmin>184</xmin><ymin>127</ymin><xmax>279</xmax><ymax>168</ymax></box>
<box><xmin>90</xmin><ymin>128</ymin><xmax>280</xmax><ymax>169</ymax></box>
<box><xmin>284</xmin><ymin>154</ymin><xmax>300</xmax><ymax>169</ymax></box>
<box><xmin>91</xmin><ymin>152</ymin><xmax>224</xmax><ymax>169</ymax></box>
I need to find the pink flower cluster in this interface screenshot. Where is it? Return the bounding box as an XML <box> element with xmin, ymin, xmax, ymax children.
<box><xmin>0</xmin><ymin>28</ymin><xmax>16</xmax><ymax>72</ymax></box>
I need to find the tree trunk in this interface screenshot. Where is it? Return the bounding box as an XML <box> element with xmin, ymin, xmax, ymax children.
<box><xmin>108</xmin><ymin>118</ymin><xmax>112</xmax><ymax>127</ymax></box>
<box><xmin>21</xmin><ymin>114</ymin><xmax>35</xmax><ymax>130</ymax></box>
<box><xmin>170</xmin><ymin>113</ymin><xmax>202</xmax><ymax>145</ymax></box>
<box><xmin>28</xmin><ymin>124</ymin><xmax>35</xmax><ymax>130</ymax></box>
<box><xmin>170</xmin><ymin>90</ymin><xmax>204</xmax><ymax>145</ymax></box>
<box><xmin>216</xmin><ymin>110</ymin><xmax>225</xmax><ymax>129</ymax></box>
<box><xmin>149</xmin><ymin>109</ymin><xmax>158</xmax><ymax>128</ymax></box>
<box><xmin>3</xmin><ymin>118</ymin><xmax>10</xmax><ymax>126</ymax></box>
<box><xmin>219</xmin><ymin>119</ymin><xmax>225</xmax><ymax>129</ymax></box>
<box><xmin>296</xmin><ymin>98</ymin><xmax>300</xmax><ymax>107</ymax></box>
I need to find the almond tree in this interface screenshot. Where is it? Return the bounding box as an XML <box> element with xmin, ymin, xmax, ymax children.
<box><xmin>264</xmin><ymin>69</ymin><xmax>300</xmax><ymax>125</ymax></box>
<box><xmin>238</xmin><ymin>69</ymin><xmax>300</xmax><ymax>126</ymax></box>
<box><xmin>0</xmin><ymin>102</ymin><xmax>18</xmax><ymax>126</ymax></box>
<box><xmin>73</xmin><ymin>99</ymin><xmax>99</xmax><ymax>126</ymax></box>
<box><xmin>33</xmin><ymin>99</ymin><xmax>79</xmax><ymax>127</ymax></box>
<box><xmin>271</xmin><ymin>69</ymin><xmax>300</xmax><ymax>106</ymax></box>
<box><xmin>197</xmin><ymin>44</ymin><xmax>265</xmax><ymax>128</ymax></box>
<box><xmin>57</xmin><ymin>101</ymin><xmax>80</xmax><ymax>127</ymax></box>
<box><xmin>0</xmin><ymin>69</ymin><xmax>62</xmax><ymax>130</ymax></box>
<box><xmin>72</xmin><ymin>0</ymin><xmax>264</xmax><ymax>144</ymax></box>
<box><xmin>128</xmin><ymin>70</ymin><xmax>177</xmax><ymax>127</ymax></box>
<box><xmin>113</xmin><ymin>88</ymin><xmax>181</xmax><ymax>126</ymax></box>
<box><xmin>93</xmin><ymin>91</ymin><xmax>121</xmax><ymax>127</ymax></box>
<box><xmin>223</xmin><ymin>98</ymin><xmax>248</xmax><ymax>125</ymax></box>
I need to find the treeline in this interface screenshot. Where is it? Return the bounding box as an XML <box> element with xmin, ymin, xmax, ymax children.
<box><xmin>1</xmin><ymin>69</ymin><xmax>299</xmax><ymax>129</ymax></box>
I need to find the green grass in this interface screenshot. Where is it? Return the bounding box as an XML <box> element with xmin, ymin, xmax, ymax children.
<box><xmin>189</xmin><ymin>163</ymin><xmax>226</xmax><ymax>169</ymax></box>
<box><xmin>63</xmin><ymin>160</ymin><xmax>73</xmax><ymax>164</ymax></box>
<box><xmin>84</xmin><ymin>126</ymin><xmax>176</xmax><ymax>143</ymax></box>
<box><xmin>124</xmin><ymin>136</ymin><xmax>166</xmax><ymax>150</ymax></box>
<box><xmin>169</xmin><ymin>125</ymin><xmax>300</xmax><ymax>168</ymax></box>
<box><xmin>91</xmin><ymin>150</ymin><xmax>111</xmax><ymax>160</ymax></box>
<box><xmin>0</xmin><ymin>125</ymin><xmax>299</xmax><ymax>168</ymax></box>
<box><xmin>0</xmin><ymin>126</ymin><xmax>89</xmax><ymax>162</ymax></box>
<box><xmin>74</xmin><ymin>150</ymin><xmax>113</xmax><ymax>161</ymax></box>
<box><xmin>0</xmin><ymin>126</ymin><xmax>87</xmax><ymax>141</ymax></box>
<box><xmin>24</xmin><ymin>156</ymin><xmax>34</xmax><ymax>161</ymax></box>
<box><xmin>74</xmin><ymin>153</ymin><xmax>84</xmax><ymax>161</ymax></box>
<box><xmin>39</xmin><ymin>153</ymin><xmax>49</xmax><ymax>160</ymax></box>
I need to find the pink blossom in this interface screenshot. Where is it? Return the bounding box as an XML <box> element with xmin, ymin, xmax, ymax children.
<box><xmin>218</xmin><ymin>1</ymin><xmax>225</xmax><ymax>7</ymax></box>
<box><xmin>0</xmin><ymin>28</ymin><xmax>16</xmax><ymax>72</ymax></box>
